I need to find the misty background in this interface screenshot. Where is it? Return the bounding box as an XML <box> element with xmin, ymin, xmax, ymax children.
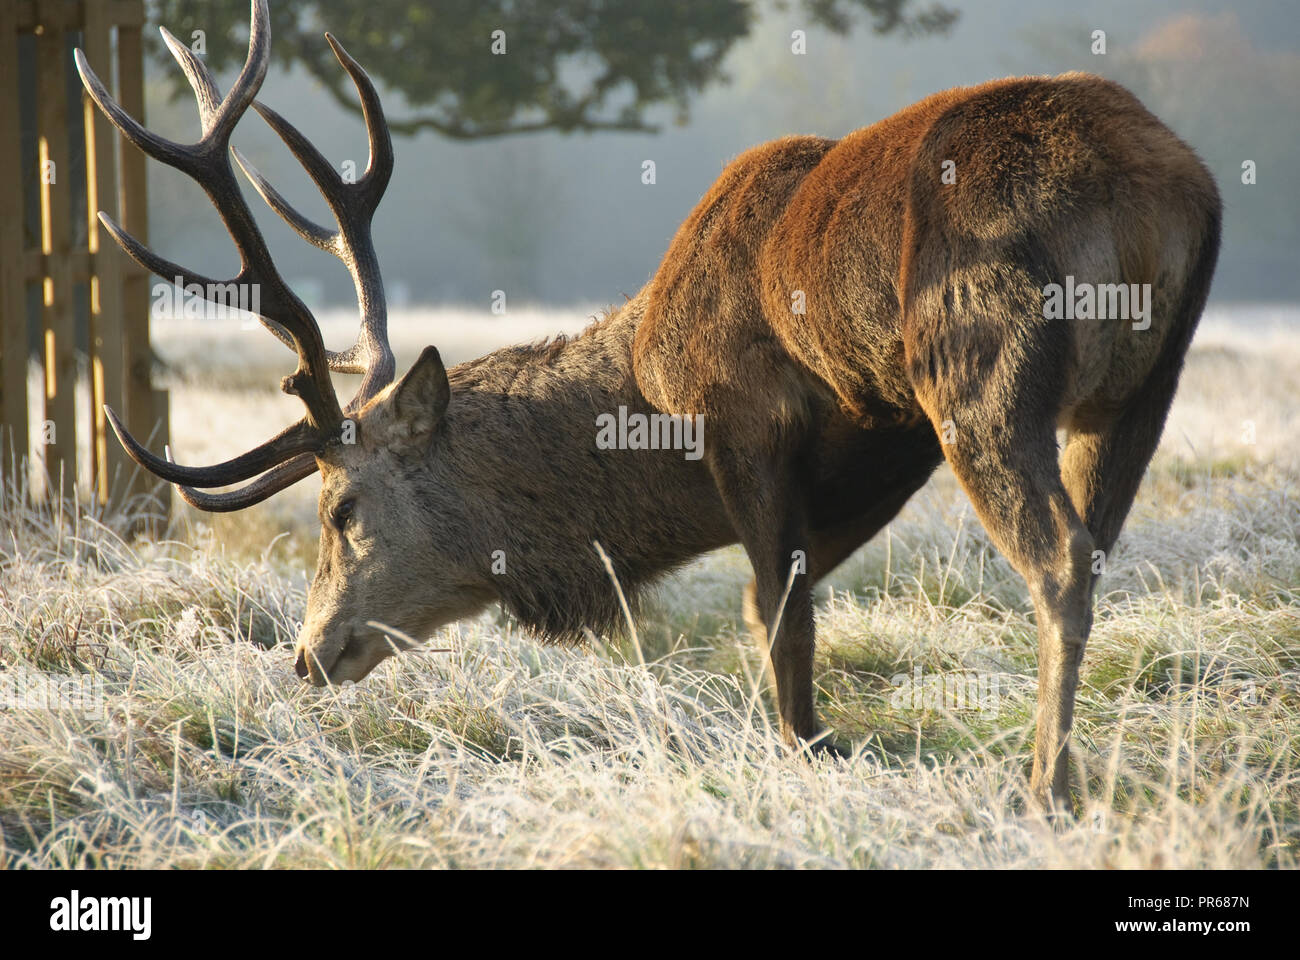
<box><xmin>140</xmin><ymin>0</ymin><xmax>1298</xmax><ymax>316</ymax></box>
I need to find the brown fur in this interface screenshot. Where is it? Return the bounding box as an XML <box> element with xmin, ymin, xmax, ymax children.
<box><xmin>297</xmin><ymin>73</ymin><xmax>1220</xmax><ymax>811</ymax></box>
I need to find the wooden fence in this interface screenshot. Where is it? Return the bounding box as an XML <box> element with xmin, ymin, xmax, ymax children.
<box><xmin>1</xmin><ymin>0</ymin><xmax>168</xmax><ymax>519</ymax></box>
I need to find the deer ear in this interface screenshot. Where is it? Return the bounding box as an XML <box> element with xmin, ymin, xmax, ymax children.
<box><xmin>377</xmin><ymin>346</ymin><xmax>449</xmax><ymax>450</ymax></box>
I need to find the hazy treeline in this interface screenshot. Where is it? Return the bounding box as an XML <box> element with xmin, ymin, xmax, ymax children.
<box><xmin>141</xmin><ymin>0</ymin><xmax>1297</xmax><ymax>309</ymax></box>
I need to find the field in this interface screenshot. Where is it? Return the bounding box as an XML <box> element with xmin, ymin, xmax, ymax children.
<box><xmin>1</xmin><ymin>304</ymin><xmax>1297</xmax><ymax>868</ymax></box>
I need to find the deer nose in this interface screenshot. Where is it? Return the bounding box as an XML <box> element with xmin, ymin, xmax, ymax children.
<box><xmin>294</xmin><ymin>648</ymin><xmax>309</xmax><ymax>679</ymax></box>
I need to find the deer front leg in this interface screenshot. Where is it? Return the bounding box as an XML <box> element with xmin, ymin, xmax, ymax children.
<box><xmin>710</xmin><ymin>445</ymin><xmax>821</xmax><ymax>747</ymax></box>
<box><xmin>740</xmin><ymin>575</ymin><xmax>823</xmax><ymax>749</ymax></box>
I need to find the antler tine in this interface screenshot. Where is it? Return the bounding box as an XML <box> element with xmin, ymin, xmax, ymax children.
<box><xmin>325</xmin><ymin>31</ymin><xmax>396</xmax><ymax>406</ymax></box>
<box><xmin>94</xmin><ymin>210</ymin><xmax>224</xmax><ymax>291</ymax></box>
<box><xmin>104</xmin><ymin>408</ymin><xmax>319</xmax><ymax>488</ymax></box>
<box><xmin>210</xmin><ymin>0</ymin><xmax>272</xmax><ymax>137</ymax></box>
<box><xmin>230</xmin><ymin>31</ymin><xmax>396</xmax><ymax>405</ymax></box>
<box><xmin>73</xmin><ymin>47</ymin><xmax>194</xmax><ymax>173</ymax></box>
<box><xmin>325</xmin><ymin>33</ymin><xmax>395</xmax><ymax>203</ymax></box>
<box><xmin>171</xmin><ymin>454</ymin><xmax>320</xmax><ymax>513</ymax></box>
<box><xmin>157</xmin><ymin>28</ymin><xmax>223</xmax><ymax>132</ymax></box>
<box><xmin>230</xmin><ymin>143</ymin><xmax>337</xmax><ymax>254</ymax></box>
<box><xmin>236</xmin><ymin>35</ymin><xmax>393</xmax><ymax>238</ymax></box>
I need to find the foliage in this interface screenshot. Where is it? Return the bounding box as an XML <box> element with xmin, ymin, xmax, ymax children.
<box><xmin>145</xmin><ymin>0</ymin><xmax>957</xmax><ymax>138</ymax></box>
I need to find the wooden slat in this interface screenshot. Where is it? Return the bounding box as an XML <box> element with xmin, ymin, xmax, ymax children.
<box><xmin>83</xmin><ymin>1</ymin><xmax>128</xmax><ymax>507</ymax></box>
<box><xmin>14</xmin><ymin>1</ymin><xmax>144</xmax><ymax>32</ymax></box>
<box><xmin>109</xmin><ymin>0</ymin><xmax>146</xmax><ymax>28</ymax></box>
<box><xmin>24</xmin><ymin>247</ymin><xmax>96</xmax><ymax>283</ymax></box>
<box><xmin>36</xmin><ymin>0</ymin><xmax>77</xmax><ymax>498</ymax></box>
<box><xmin>11</xmin><ymin>2</ymin><xmax>37</xmax><ymax>31</ymax></box>
<box><xmin>0</xmin><ymin>2</ymin><xmax>30</xmax><ymax>472</ymax></box>
<box><xmin>116</xmin><ymin>15</ymin><xmax>166</xmax><ymax>519</ymax></box>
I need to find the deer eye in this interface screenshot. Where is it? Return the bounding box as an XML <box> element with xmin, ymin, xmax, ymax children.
<box><xmin>332</xmin><ymin>498</ymin><xmax>356</xmax><ymax>531</ymax></box>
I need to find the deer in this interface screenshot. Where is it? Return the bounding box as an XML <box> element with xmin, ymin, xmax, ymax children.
<box><xmin>79</xmin><ymin>0</ymin><xmax>1220</xmax><ymax>810</ymax></box>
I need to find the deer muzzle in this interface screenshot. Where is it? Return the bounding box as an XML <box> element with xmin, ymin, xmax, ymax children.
<box><xmin>295</xmin><ymin>620</ymin><xmax>397</xmax><ymax>686</ymax></box>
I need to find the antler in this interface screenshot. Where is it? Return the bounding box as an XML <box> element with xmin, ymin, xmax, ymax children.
<box><xmin>75</xmin><ymin>0</ymin><xmax>397</xmax><ymax>510</ymax></box>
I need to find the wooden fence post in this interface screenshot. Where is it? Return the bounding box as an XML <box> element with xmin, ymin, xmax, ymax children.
<box><xmin>1</xmin><ymin>0</ymin><xmax>168</xmax><ymax>525</ymax></box>
<box><xmin>35</xmin><ymin>0</ymin><xmax>77</xmax><ymax>500</ymax></box>
<box><xmin>0</xmin><ymin>2</ymin><xmax>29</xmax><ymax>479</ymax></box>
<box><xmin>82</xmin><ymin>0</ymin><xmax>129</xmax><ymax>508</ymax></box>
<box><xmin>115</xmin><ymin>14</ymin><xmax>169</xmax><ymax>521</ymax></box>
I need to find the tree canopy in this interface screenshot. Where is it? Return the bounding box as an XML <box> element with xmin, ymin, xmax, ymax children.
<box><xmin>147</xmin><ymin>0</ymin><xmax>957</xmax><ymax>138</ymax></box>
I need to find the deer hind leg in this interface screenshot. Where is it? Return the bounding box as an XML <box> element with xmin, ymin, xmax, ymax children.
<box><xmin>1061</xmin><ymin>286</ymin><xmax>1203</xmax><ymax>565</ymax></box>
<box><xmin>939</xmin><ymin>419</ymin><xmax>1095</xmax><ymax>810</ymax></box>
<box><xmin>908</xmin><ymin>282</ymin><xmax>1096</xmax><ymax>810</ymax></box>
<box><xmin>1061</xmin><ymin>385</ymin><xmax>1179</xmax><ymax>578</ymax></box>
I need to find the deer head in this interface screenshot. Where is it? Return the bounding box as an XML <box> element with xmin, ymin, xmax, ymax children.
<box><xmin>77</xmin><ymin>0</ymin><xmax>473</xmax><ymax>683</ymax></box>
<box><xmin>292</xmin><ymin>345</ymin><xmax>504</xmax><ymax>684</ymax></box>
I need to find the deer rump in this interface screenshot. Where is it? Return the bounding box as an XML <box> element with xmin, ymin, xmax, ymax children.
<box><xmin>633</xmin><ymin>72</ymin><xmax>1217</xmax><ymax>434</ymax></box>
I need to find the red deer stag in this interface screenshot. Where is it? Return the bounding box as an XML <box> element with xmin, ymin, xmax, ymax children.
<box><xmin>81</xmin><ymin>0</ymin><xmax>1220</xmax><ymax>808</ymax></box>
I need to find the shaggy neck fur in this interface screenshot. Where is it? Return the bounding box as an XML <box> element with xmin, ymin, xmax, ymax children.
<box><xmin>433</xmin><ymin>292</ymin><xmax>734</xmax><ymax>641</ymax></box>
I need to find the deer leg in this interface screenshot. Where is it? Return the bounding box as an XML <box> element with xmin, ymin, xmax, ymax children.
<box><xmin>1052</xmin><ymin>265</ymin><xmax>1211</xmax><ymax>796</ymax></box>
<box><xmin>909</xmin><ymin>289</ymin><xmax>1097</xmax><ymax>810</ymax></box>
<box><xmin>739</xmin><ymin>511</ymin><xmax>903</xmax><ymax>755</ymax></box>
<box><xmin>937</xmin><ymin>417</ymin><xmax>1095</xmax><ymax>810</ymax></box>
<box><xmin>1056</xmin><ymin>408</ymin><xmax>1168</xmax><ymax>680</ymax></box>
<box><xmin>739</xmin><ymin>516</ymin><xmax>883</xmax><ymax>707</ymax></box>
<box><xmin>1053</xmin><ymin>380</ymin><xmax>1184</xmax><ymax>706</ymax></box>
<box><xmin>741</xmin><ymin>466</ymin><xmax>936</xmax><ymax>657</ymax></box>
<box><xmin>709</xmin><ymin>444</ymin><xmax>823</xmax><ymax>747</ymax></box>
<box><xmin>1061</xmin><ymin>378</ymin><xmax>1184</xmax><ymax>567</ymax></box>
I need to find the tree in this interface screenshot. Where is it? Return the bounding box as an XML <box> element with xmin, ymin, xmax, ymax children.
<box><xmin>147</xmin><ymin>0</ymin><xmax>957</xmax><ymax>139</ymax></box>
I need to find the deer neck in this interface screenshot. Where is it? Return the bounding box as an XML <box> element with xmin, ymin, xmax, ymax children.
<box><xmin>436</xmin><ymin>291</ymin><xmax>733</xmax><ymax>640</ymax></box>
